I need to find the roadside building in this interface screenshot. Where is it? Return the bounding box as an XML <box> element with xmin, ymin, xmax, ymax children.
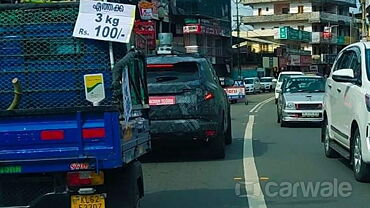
<box><xmin>170</xmin><ymin>0</ymin><xmax>232</xmax><ymax>77</ymax></box>
<box><xmin>241</xmin><ymin>0</ymin><xmax>359</xmax><ymax>73</ymax></box>
<box><xmin>232</xmin><ymin>36</ymin><xmax>281</xmax><ymax>78</ymax></box>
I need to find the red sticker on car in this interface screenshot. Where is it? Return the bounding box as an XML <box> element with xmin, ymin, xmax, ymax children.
<box><xmin>149</xmin><ymin>96</ymin><xmax>176</xmax><ymax>106</ymax></box>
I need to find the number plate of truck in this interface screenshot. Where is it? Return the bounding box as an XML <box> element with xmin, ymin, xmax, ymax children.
<box><xmin>71</xmin><ymin>194</ymin><xmax>105</xmax><ymax>208</ymax></box>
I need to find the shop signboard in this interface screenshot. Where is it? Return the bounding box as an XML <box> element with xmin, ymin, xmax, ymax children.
<box><xmin>138</xmin><ymin>0</ymin><xmax>155</xmax><ymax>20</ymax></box>
<box><xmin>289</xmin><ymin>55</ymin><xmax>301</xmax><ymax>66</ymax></box>
<box><xmin>275</xmin><ymin>26</ymin><xmax>311</xmax><ymax>42</ymax></box>
<box><xmin>300</xmin><ymin>55</ymin><xmax>312</xmax><ymax>66</ymax></box>
<box><xmin>183</xmin><ymin>24</ymin><xmax>201</xmax><ymax>34</ymax></box>
<box><xmin>263</xmin><ymin>57</ymin><xmax>278</xmax><ymax>68</ymax></box>
<box><xmin>134</xmin><ymin>20</ymin><xmax>156</xmax><ymax>49</ymax></box>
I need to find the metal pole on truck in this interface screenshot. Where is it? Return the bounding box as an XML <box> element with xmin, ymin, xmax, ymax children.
<box><xmin>236</xmin><ymin>0</ymin><xmax>242</xmax><ymax>79</ymax></box>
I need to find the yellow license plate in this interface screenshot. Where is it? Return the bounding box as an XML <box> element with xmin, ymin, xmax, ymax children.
<box><xmin>71</xmin><ymin>194</ymin><xmax>105</xmax><ymax>208</ymax></box>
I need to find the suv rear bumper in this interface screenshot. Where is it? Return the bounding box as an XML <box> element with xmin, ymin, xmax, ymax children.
<box><xmin>150</xmin><ymin>119</ymin><xmax>219</xmax><ymax>139</ymax></box>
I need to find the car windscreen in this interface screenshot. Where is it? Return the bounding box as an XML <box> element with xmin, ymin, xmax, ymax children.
<box><xmin>283</xmin><ymin>77</ymin><xmax>325</xmax><ymax>93</ymax></box>
<box><xmin>244</xmin><ymin>79</ymin><xmax>254</xmax><ymax>84</ymax></box>
<box><xmin>147</xmin><ymin>62</ymin><xmax>199</xmax><ymax>83</ymax></box>
<box><xmin>261</xmin><ymin>78</ymin><xmax>272</xmax><ymax>82</ymax></box>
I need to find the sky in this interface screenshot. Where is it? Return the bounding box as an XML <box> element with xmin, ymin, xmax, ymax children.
<box><xmin>231</xmin><ymin>0</ymin><xmax>252</xmax><ymax>31</ymax></box>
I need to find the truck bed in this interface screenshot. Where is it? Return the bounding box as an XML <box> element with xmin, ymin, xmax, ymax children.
<box><xmin>0</xmin><ymin>107</ymin><xmax>150</xmax><ymax>174</ymax></box>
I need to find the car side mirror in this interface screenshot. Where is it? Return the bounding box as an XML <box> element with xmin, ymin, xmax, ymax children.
<box><xmin>332</xmin><ymin>69</ymin><xmax>357</xmax><ymax>83</ymax></box>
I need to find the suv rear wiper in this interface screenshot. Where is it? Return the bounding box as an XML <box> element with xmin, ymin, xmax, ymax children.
<box><xmin>155</xmin><ymin>76</ymin><xmax>179</xmax><ymax>83</ymax></box>
<box><xmin>310</xmin><ymin>90</ymin><xmax>325</xmax><ymax>93</ymax></box>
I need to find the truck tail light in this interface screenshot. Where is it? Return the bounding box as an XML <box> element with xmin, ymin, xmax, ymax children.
<box><xmin>204</xmin><ymin>92</ymin><xmax>215</xmax><ymax>101</ymax></box>
<box><xmin>67</xmin><ymin>171</ymin><xmax>104</xmax><ymax>187</ymax></box>
<box><xmin>82</xmin><ymin>128</ymin><xmax>105</xmax><ymax>139</ymax></box>
<box><xmin>40</xmin><ymin>130</ymin><xmax>64</xmax><ymax>140</ymax></box>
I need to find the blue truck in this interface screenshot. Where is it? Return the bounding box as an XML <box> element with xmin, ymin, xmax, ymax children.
<box><xmin>0</xmin><ymin>3</ymin><xmax>150</xmax><ymax>208</ymax></box>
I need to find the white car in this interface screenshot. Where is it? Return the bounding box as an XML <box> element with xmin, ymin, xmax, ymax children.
<box><xmin>260</xmin><ymin>77</ymin><xmax>274</xmax><ymax>92</ymax></box>
<box><xmin>244</xmin><ymin>77</ymin><xmax>261</xmax><ymax>94</ymax></box>
<box><xmin>275</xmin><ymin>71</ymin><xmax>304</xmax><ymax>103</ymax></box>
<box><xmin>322</xmin><ymin>42</ymin><xmax>370</xmax><ymax>182</ymax></box>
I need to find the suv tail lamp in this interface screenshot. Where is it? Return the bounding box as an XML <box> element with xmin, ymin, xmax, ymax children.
<box><xmin>147</xmin><ymin>64</ymin><xmax>174</xmax><ymax>68</ymax></box>
<box><xmin>204</xmin><ymin>92</ymin><xmax>215</xmax><ymax>101</ymax></box>
<box><xmin>67</xmin><ymin>171</ymin><xmax>104</xmax><ymax>187</ymax></box>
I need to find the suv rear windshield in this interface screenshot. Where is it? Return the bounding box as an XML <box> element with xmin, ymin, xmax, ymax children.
<box><xmin>147</xmin><ymin>62</ymin><xmax>199</xmax><ymax>83</ymax></box>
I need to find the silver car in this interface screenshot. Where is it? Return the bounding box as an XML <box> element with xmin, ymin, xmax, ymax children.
<box><xmin>277</xmin><ymin>76</ymin><xmax>325</xmax><ymax>127</ymax></box>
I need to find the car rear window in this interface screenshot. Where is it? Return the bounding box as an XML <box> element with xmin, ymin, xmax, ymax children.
<box><xmin>278</xmin><ymin>73</ymin><xmax>302</xmax><ymax>82</ymax></box>
<box><xmin>147</xmin><ymin>62</ymin><xmax>199</xmax><ymax>83</ymax></box>
<box><xmin>244</xmin><ymin>79</ymin><xmax>254</xmax><ymax>84</ymax></box>
<box><xmin>283</xmin><ymin>77</ymin><xmax>325</xmax><ymax>93</ymax></box>
<box><xmin>261</xmin><ymin>78</ymin><xmax>272</xmax><ymax>82</ymax></box>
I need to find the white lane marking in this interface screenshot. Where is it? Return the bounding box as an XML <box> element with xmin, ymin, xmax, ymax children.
<box><xmin>243</xmin><ymin>108</ymin><xmax>268</xmax><ymax>208</ymax></box>
<box><xmin>254</xmin><ymin>97</ymin><xmax>274</xmax><ymax>113</ymax></box>
<box><xmin>244</xmin><ymin>115</ymin><xmax>267</xmax><ymax>208</ymax></box>
<box><xmin>249</xmin><ymin>97</ymin><xmax>274</xmax><ymax>113</ymax></box>
<box><xmin>249</xmin><ymin>102</ymin><xmax>264</xmax><ymax>113</ymax></box>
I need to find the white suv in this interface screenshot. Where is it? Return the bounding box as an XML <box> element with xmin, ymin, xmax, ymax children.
<box><xmin>322</xmin><ymin>42</ymin><xmax>370</xmax><ymax>182</ymax></box>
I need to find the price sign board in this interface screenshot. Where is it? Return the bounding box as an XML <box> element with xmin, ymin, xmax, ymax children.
<box><xmin>73</xmin><ymin>0</ymin><xmax>136</xmax><ymax>43</ymax></box>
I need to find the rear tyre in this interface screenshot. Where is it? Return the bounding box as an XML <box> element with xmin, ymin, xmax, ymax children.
<box><xmin>225</xmin><ymin>110</ymin><xmax>232</xmax><ymax>145</ymax></box>
<box><xmin>352</xmin><ymin>129</ymin><xmax>370</xmax><ymax>182</ymax></box>
<box><xmin>106</xmin><ymin>161</ymin><xmax>143</xmax><ymax>208</ymax></box>
<box><xmin>276</xmin><ymin>107</ymin><xmax>281</xmax><ymax>123</ymax></box>
<box><xmin>207</xmin><ymin>120</ymin><xmax>226</xmax><ymax>159</ymax></box>
<box><xmin>322</xmin><ymin>118</ymin><xmax>339</xmax><ymax>158</ymax></box>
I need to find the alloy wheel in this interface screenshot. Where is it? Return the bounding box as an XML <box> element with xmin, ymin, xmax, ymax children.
<box><xmin>354</xmin><ymin>134</ymin><xmax>362</xmax><ymax>174</ymax></box>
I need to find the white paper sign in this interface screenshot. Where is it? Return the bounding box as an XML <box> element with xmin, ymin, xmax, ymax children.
<box><xmin>73</xmin><ymin>0</ymin><xmax>136</xmax><ymax>43</ymax></box>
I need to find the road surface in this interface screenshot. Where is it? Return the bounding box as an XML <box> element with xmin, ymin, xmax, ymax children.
<box><xmin>141</xmin><ymin>93</ymin><xmax>370</xmax><ymax>208</ymax></box>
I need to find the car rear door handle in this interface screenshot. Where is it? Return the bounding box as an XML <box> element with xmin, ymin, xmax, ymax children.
<box><xmin>337</xmin><ymin>88</ymin><xmax>342</xmax><ymax>93</ymax></box>
<box><xmin>328</xmin><ymin>84</ymin><xmax>332</xmax><ymax>89</ymax></box>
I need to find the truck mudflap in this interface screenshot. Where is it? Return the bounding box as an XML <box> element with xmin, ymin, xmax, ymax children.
<box><xmin>0</xmin><ymin>107</ymin><xmax>123</xmax><ymax>174</ymax></box>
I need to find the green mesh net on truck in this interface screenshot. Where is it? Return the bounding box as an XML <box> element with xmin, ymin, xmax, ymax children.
<box><xmin>0</xmin><ymin>3</ymin><xmax>121</xmax><ymax>111</ymax></box>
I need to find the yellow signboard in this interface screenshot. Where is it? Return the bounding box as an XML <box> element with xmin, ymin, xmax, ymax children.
<box><xmin>84</xmin><ymin>74</ymin><xmax>105</xmax><ymax>106</ymax></box>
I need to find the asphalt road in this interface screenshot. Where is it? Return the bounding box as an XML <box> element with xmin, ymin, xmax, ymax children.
<box><xmin>254</xmin><ymin>95</ymin><xmax>370</xmax><ymax>208</ymax></box>
<box><xmin>140</xmin><ymin>93</ymin><xmax>270</xmax><ymax>208</ymax></box>
<box><xmin>141</xmin><ymin>93</ymin><xmax>370</xmax><ymax>208</ymax></box>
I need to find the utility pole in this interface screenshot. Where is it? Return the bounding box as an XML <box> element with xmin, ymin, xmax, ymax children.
<box><xmin>361</xmin><ymin>0</ymin><xmax>367</xmax><ymax>40</ymax></box>
<box><xmin>235</xmin><ymin>0</ymin><xmax>242</xmax><ymax>79</ymax></box>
